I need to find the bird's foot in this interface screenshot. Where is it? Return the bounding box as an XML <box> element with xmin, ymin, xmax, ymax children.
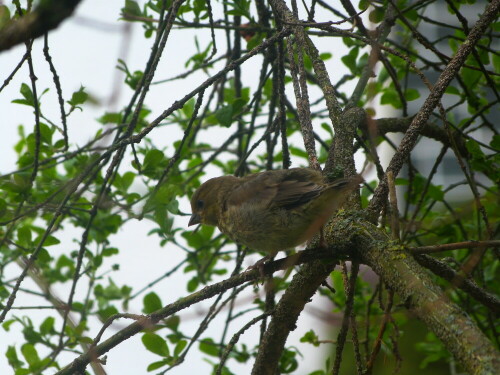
<box><xmin>247</xmin><ymin>255</ymin><xmax>272</xmax><ymax>278</ymax></box>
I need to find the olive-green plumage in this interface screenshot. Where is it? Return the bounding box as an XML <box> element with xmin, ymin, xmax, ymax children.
<box><xmin>189</xmin><ymin>168</ymin><xmax>362</xmax><ymax>254</ymax></box>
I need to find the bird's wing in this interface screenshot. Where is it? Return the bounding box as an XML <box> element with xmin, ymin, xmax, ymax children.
<box><xmin>273</xmin><ymin>179</ymin><xmax>323</xmax><ymax>209</ymax></box>
<box><xmin>226</xmin><ymin>173</ymin><xmax>279</xmax><ymax>208</ymax></box>
<box><xmin>227</xmin><ymin>170</ymin><xmax>323</xmax><ymax>210</ymax></box>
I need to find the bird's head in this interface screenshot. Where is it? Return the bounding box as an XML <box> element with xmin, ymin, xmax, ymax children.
<box><xmin>189</xmin><ymin>176</ymin><xmax>238</xmax><ymax>227</ymax></box>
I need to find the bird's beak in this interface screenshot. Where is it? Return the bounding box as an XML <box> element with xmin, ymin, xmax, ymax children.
<box><xmin>188</xmin><ymin>213</ymin><xmax>201</xmax><ymax>226</ymax></box>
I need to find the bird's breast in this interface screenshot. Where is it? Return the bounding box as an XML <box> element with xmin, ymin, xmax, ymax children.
<box><xmin>217</xmin><ymin>204</ymin><xmax>313</xmax><ymax>253</ymax></box>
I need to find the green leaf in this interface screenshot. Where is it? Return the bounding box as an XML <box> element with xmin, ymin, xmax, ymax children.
<box><xmin>122</xmin><ymin>0</ymin><xmax>142</xmax><ymax>17</ymax></box>
<box><xmin>289</xmin><ymin>146</ymin><xmax>308</xmax><ymax>159</ymax></box>
<box><xmin>184</xmin><ymin>38</ymin><xmax>213</xmax><ymax>69</ymax></box>
<box><xmin>2</xmin><ymin>319</ymin><xmax>16</xmax><ymax>331</ymax></box>
<box><xmin>150</xmin><ymin>184</ymin><xmax>177</xmax><ymax>206</ymax></box>
<box><xmin>428</xmin><ymin>184</ymin><xmax>444</xmax><ymax>201</ymax></box>
<box><xmin>461</xmin><ymin>66</ymin><xmax>481</xmax><ymax>88</ymax></box>
<box><xmin>247</xmin><ymin>32</ymin><xmax>264</xmax><ymax>50</ymax></box>
<box><xmin>0</xmin><ymin>6</ymin><xmax>11</xmax><ymax>30</ymax></box>
<box><xmin>40</xmin><ymin>317</ymin><xmax>55</xmax><ymax>335</ymax></box>
<box><xmin>181</xmin><ymin>98</ymin><xmax>195</xmax><ymax>118</ymax></box>
<box><xmin>358</xmin><ymin>0</ymin><xmax>369</xmax><ymax>10</ymax></box>
<box><xmin>102</xmin><ymin>247</ymin><xmax>119</xmax><ymax>257</ymax></box>
<box><xmin>39</xmin><ymin>123</ymin><xmax>53</xmax><ymax>144</ymax></box>
<box><xmin>67</xmin><ymin>86</ymin><xmax>88</xmax><ymax>107</ymax></box>
<box><xmin>232</xmin><ymin>97</ymin><xmax>247</xmax><ymax>115</ymax></box>
<box><xmin>303</xmin><ymin>53</ymin><xmax>312</xmax><ymax>71</ymax></box>
<box><xmin>97</xmin><ymin>306</ymin><xmax>119</xmax><ymax>321</ymax></box>
<box><xmin>12</xmin><ymin>83</ymin><xmax>35</xmax><ymax>107</ymax></box>
<box><xmin>380</xmin><ymin>90</ymin><xmax>401</xmax><ymax>109</ymax></box>
<box><xmin>144</xmin><ymin>149</ymin><xmax>165</xmax><ymax>169</ymax></box>
<box><xmin>321</xmin><ymin>123</ymin><xmax>333</xmax><ymax>137</ymax></box>
<box><xmin>0</xmin><ymin>198</ymin><xmax>8</xmax><ymax>218</ymax></box>
<box><xmin>122</xmin><ymin>171</ymin><xmax>136</xmax><ymax>189</ymax></box>
<box><xmin>36</xmin><ymin>235</ymin><xmax>60</xmax><ymax>247</ymax></box>
<box><xmin>98</xmin><ymin>112</ymin><xmax>122</xmax><ymax>124</ymax></box>
<box><xmin>224</xmin><ymin>0</ymin><xmax>251</xmax><ymax>19</ymax></box>
<box><xmin>300</xmin><ymin>329</ymin><xmax>319</xmax><ymax>346</ymax></box>
<box><xmin>6</xmin><ymin>346</ymin><xmax>24</xmax><ymax>369</ymax></box>
<box><xmin>215</xmin><ymin>105</ymin><xmax>234</xmax><ymax>127</ymax></box>
<box><xmin>490</xmin><ymin>135</ymin><xmax>500</xmax><ymax>150</ymax></box>
<box><xmin>193</xmin><ymin>0</ymin><xmax>206</xmax><ymax>18</ymax></box>
<box><xmin>143</xmin><ymin>292</ymin><xmax>162</xmax><ymax>314</ymax></box>
<box><xmin>199</xmin><ymin>338</ymin><xmax>219</xmax><ymax>357</ymax></box>
<box><xmin>114</xmin><ymin>171</ymin><xmax>136</xmax><ymax>192</ymax></box>
<box><xmin>21</xmin><ymin>344</ymin><xmax>40</xmax><ymax>367</ymax></box>
<box><xmin>38</xmin><ymin>248</ymin><xmax>51</xmax><ymax>263</ymax></box>
<box><xmin>18</xmin><ymin>226</ymin><xmax>32</xmax><ymax>246</ymax></box>
<box><xmin>466</xmin><ymin>139</ymin><xmax>484</xmax><ymax>158</ymax></box>
<box><xmin>319</xmin><ymin>52</ymin><xmax>332</xmax><ymax>61</ymax></box>
<box><xmin>369</xmin><ymin>6</ymin><xmax>385</xmax><ymax>23</ymax></box>
<box><xmin>279</xmin><ymin>348</ymin><xmax>298</xmax><ymax>373</ymax></box>
<box><xmin>56</xmin><ymin>254</ymin><xmax>74</xmax><ymax>272</ymax></box>
<box><xmin>404</xmin><ymin>8</ymin><xmax>418</xmax><ymax>21</ymax></box>
<box><xmin>165</xmin><ymin>315</ymin><xmax>180</xmax><ymax>331</ymax></box>
<box><xmin>493</xmin><ymin>54</ymin><xmax>500</xmax><ymax>76</ymax></box>
<box><xmin>174</xmin><ymin>339</ymin><xmax>187</xmax><ymax>357</ymax></box>
<box><xmin>10</xmin><ymin>173</ymin><xmax>31</xmax><ymax>193</ymax></box>
<box><xmin>166</xmin><ymin>199</ymin><xmax>179</xmax><ymax>214</ymax></box>
<box><xmin>147</xmin><ymin>359</ymin><xmax>170</xmax><ymax>371</ymax></box>
<box><xmin>21</xmin><ymin>83</ymin><xmax>34</xmax><ymax>103</ymax></box>
<box><xmin>142</xmin><ymin>333</ymin><xmax>170</xmax><ymax>357</ymax></box>
<box><xmin>54</xmin><ymin>139</ymin><xmax>66</xmax><ymax>149</ymax></box>
<box><xmin>125</xmin><ymin>70</ymin><xmax>144</xmax><ymax>90</ymax></box>
<box><xmin>341</xmin><ymin>47</ymin><xmax>359</xmax><ymax>73</ymax></box>
<box><xmin>187</xmin><ymin>276</ymin><xmax>199</xmax><ymax>292</ymax></box>
<box><xmin>404</xmin><ymin>88</ymin><xmax>420</xmax><ymax>101</ymax></box>
<box><xmin>154</xmin><ymin>206</ymin><xmax>174</xmax><ymax>234</ymax></box>
<box><xmin>445</xmin><ymin>86</ymin><xmax>460</xmax><ymax>96</ymax></box>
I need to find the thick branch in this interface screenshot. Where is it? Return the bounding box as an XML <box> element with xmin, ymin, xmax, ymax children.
<box><xmin>370</xmin><ymin>117</ymin><xmax>468</xmax><ymax>157</ymax></box>
<box><xmin>251</xmin><ymin>260</ymin><xmax>335</xmax><ymax>375</ymax></box>
<box><xmin>414</xmin><ymin>254</ymin><xmax>500</xmax><ymax>315</ymax></box>
<box><xmin>329</xmin><ymin>218</ymin><xmax>500</xmax><ymax>375</ymax></box>
<box><xmin>0</xmin><ymin>0</ymin><xmax>82</xmax><ymax>52</ymax></box>
<box><xmin>326</xmin><ymin>107</ymin><xmax>365</xmax><ymax>178</ymax></box>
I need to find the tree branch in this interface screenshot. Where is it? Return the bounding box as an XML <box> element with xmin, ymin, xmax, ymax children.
<box><xmin>410</xmin><ymin>240</ymin><xmax>500</xmax><ymax>255</ymax></box>
<box><xmin>251</xmin><ymin>259</ymin><xmax>335</xmax><ymax>375</ymax></box>
<box><xmin>368</xmin><ymin>117</ymin><xmax>468</xmax><ymax>157</ymax></box>
<box><xmin>0</xmin><ymin>0</ymin><xmax>82</xmax><ymax>52</ymax></box>
<box><xmin>344</xmin><ymin>219</ymin><xmax>500</xmax><ymax>374</ymax></box>
<box><xmin>414</xmin><ymin>254</ymin><xmax>500</xmax><ymax>315</ymax></box>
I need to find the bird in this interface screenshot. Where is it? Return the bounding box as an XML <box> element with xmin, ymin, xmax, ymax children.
<box><xmin>189</xmin><ymin>168</ymin><xmax>363</xmax><ymax>255</ymax></box>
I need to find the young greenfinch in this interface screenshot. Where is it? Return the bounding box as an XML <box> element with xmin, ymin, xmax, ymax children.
<box><xmin>189</xmin><ymin>168</ymin><xmax>363</xmax><ymax>255</ymax></box>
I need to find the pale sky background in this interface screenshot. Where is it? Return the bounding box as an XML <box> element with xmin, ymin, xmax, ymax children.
<box><xmin>0</xmin><ymin>1</ymin><xmax>377</xmax><ymax>374</ymax></box>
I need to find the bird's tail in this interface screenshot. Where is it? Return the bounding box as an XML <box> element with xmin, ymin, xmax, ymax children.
<box><xmin>298</xmin><ymin>174</ymin><xmax>364</xmax><ymax>245</ymax></box>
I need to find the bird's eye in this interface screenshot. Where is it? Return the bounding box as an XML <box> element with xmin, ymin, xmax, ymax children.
<box><xmin>196</xmin><ymin>200</ymin><xmax>204</xmax><ymax>209</ymax></box>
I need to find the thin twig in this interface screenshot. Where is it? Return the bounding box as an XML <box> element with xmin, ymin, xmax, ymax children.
<box><xmin>410</xmin><ymin>240</ymin><xmax>500</xmax><ymax>255</ymax></box>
